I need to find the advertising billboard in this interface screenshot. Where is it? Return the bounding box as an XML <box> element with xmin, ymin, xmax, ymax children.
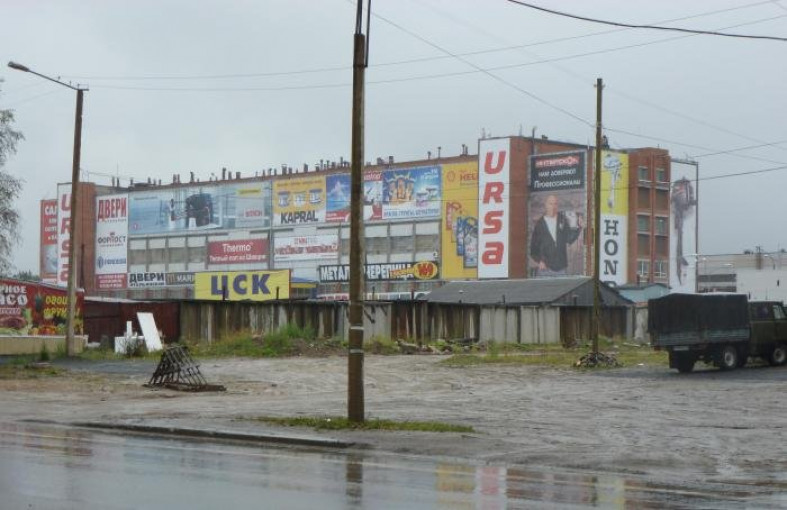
<box><xmin>0</xmin><ymin>279</ymin><xmax>84</xmax><ymax>336</ymax></box>
<box><xmin>128</xmin><ymin>272</ymin><xmax>167</xmax><ymax>288</ymax></box>
<box><xmin>235</xmin><ymin>184</ymin><xmax>272</xmax><ymax>228</ymax></box>
<box><xmin>478</xmin><ymin>139</ymin><xmax>510</xmax><ymax>278</ymax></box>
<box><xmin>208</xmin><ymin>238</ymin><xmax>268</xmax><ymax>265</ymax></box>
<box><xmin>273</xmin><ymin>175</ymin><xmax>326</xmax><ymax>226</ymax></box>
<box><xmin>194</xmin><ymin>270</ymin><xmax>290</xmax><ymax>301</ymax></box>
<box><xmin>128</xmin><ymin>182</ymin><xmax>271</xmax><ymax>235</ymax></box>
<box><xmin>95</xmin><ymin>193</ymin><xmax>129</xmax><ymax>290</ymax></box>
<box><xmin>126</xmin><ymin>272</ymin><xmax>194</xmax><ymax>288</ymax></box>
<box><xmin>274</xmin><ymin>234</ymin><xmax>338</xmax><ymax>263</ymax></box>
<box><xmin>441</xmin><ymin>162</ymin><xmax>478</xmax><ymax>279</ymax></box>
<box><xmin>325</xmin><ymin>173</ymin><xmax>351</xmax><ymax>222</ymax></box>
<box><xmin>318</xmin><ymin>261</ymin><xmax>439</xmax><ymax>283</ymax></box>
<box><xmin>528</xmin><ymin>151</ymin><xmax>587</xmax><ymax>277</ymax></box>
<box><xmin>670</xmin><ymin>163</ymin><xmax>698</xmax><ymax>293</ymax></box>
<box><xmin>382</xmin><ymin>166</ymin><xmax>441</xmax><ymax>220</ymax></box>
<box><xmin>56</xmin><ymin>184</ymin><xmax>72</xmax><ymax>287</ymax></box>
<box><xmin>40</xmin><ymin>199</ymin><xmax>58</xmax><ymax>284</ymax></box>
<box><xmin>363</xmin><ymin>170</ymin><xmax>383</xmax><ymax>221</ymax></box>
<box><xmin>600</xmin><ymin>151</ymin><xmax>629</xmax><ymax>286</ymax></box>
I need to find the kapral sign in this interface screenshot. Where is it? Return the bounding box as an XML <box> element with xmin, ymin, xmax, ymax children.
<box><xmin>194</xmin><ymin>270</ymin><xmax>290</xmax><ymax>301</ymax></box>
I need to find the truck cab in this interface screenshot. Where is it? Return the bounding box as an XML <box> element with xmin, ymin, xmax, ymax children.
<box><xmin>748</xmin><ymin>301</ymin><xmax>787</xmax><ymax>365</ymax></box>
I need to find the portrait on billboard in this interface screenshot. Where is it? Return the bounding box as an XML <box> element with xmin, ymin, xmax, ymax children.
<box><xmin>671</xmin><ymin>176</ymin><xmax>697</xmax><ymax>289</ymax></box>
<box><xmin>528</xmin><ymin>152</ymin><xmax>587</xmax><ymax>277</ymax></box>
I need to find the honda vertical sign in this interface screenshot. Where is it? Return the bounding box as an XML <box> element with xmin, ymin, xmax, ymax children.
<box><xmin>478</xmin><ymin>138</ymin><xmax>510</xmax><ymax>278</ymax></box>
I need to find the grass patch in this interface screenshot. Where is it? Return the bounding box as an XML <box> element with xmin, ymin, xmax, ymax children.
<box><xmin>442</xmin><ymin>341</ymin><xmax>667</xmax><ymax>368</ymax></box>
<box><xmin>251</xmin><ymin>415</ymin><xmax>474</xmax><ymax>433</ymax></box>
<box><xmin>186</xmin><ymin>326</ymin><xmax>343</xmax><ymax>359</ymax></box>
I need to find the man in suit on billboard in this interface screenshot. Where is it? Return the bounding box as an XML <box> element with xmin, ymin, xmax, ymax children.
<box><xmin>530</xmin><ymin>194</ymin><xmax>582</xmax><ymax>276</ymax></box>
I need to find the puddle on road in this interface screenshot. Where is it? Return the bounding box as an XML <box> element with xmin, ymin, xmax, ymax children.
<box><xmin>2</xmin><ymin>421</ymin><xmax>785</xmax><ymax>509</ymax></box>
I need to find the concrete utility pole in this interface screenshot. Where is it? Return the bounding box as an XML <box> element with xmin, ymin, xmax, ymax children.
<box><xmin>7</xmin><ymin>61</ymin><xmax>87</xmax><ymax>356</ymax></box>
<box><xmin>592</xmin><ymin>77</ymin><xmax>603</xmax><ymax>356</ymax></box>
<box><xmin>348</xmin><ymin>0</ymin><xmax>370</xmax><ymax>423</ymax></box>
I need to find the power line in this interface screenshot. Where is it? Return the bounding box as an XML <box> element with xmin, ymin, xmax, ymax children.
<box><xmin>504</xmin><ymin>0</ymin><xmax>787</xmax><ymax>42</ymax></box>
<box><xmin>61</xmin><ymin>0</ymin><xmax>778</xmax><ymax>81</ymax></box>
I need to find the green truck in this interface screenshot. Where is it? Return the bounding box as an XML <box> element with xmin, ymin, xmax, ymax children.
<box><xmin>649</xmin><ymin>293</ymin><xmax>787</xmax><ymax>373</ymax></box>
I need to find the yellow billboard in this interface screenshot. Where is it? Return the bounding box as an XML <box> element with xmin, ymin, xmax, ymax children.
<box><xmin>273</xmin><ymin>175</ymin><xmax>326</xmax><ymax>226</ymax></box>
<box><xmin>194</xmin><ymin>270</ymin><xmax>290</xmax><ymax>301</ymax></box>
<box><xmin>441</xmin><ymin>162</ymin><xmax>478</xmax><ymax>279</ymax></box>
<box><xmin>600</xmin><ymin>151</ymin><xmax>629</xmax><ymax>286</ymax></box>
<box><xmin>601</xmin><ymin>151</ymin><xmax>629</xmax><ymax>216</ymax></box>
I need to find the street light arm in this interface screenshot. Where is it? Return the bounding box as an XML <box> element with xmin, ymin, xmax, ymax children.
<box><xmin>7</xmin><ymin>61</ymin><xmax>86</xmax><ymax>91</ymax></box>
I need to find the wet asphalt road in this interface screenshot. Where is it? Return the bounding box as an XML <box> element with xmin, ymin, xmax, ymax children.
<box><xmin>1</xmin><ymin>421</ymin><xmax>784</xmax><ymax>509</ymax></box>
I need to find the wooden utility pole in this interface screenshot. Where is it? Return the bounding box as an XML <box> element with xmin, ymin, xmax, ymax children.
<box><xmin>348</xmin><ymin>0</ymin><xmax>369</xmax><ymax>423</ymax></box>
<box><xmin>592</xmin><ymin>78</ymin><xmax>603</xmax><ymax>356</ymax></box>
<box><xmin>66</xmin><ymin>88</ymin><xmax>85</xmax><ymax>356</ymax></box>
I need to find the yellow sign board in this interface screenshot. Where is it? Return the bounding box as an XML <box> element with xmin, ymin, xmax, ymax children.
<box><xmin>441</xmin><ymin>162</ymin><xmax>478</xmax><ymax>279</ymax></box>
<box><xmin>194</xmin><ymin>270</ymin><xmax>290</xmax><ymax>301</ymax></box>
<box><xmin>273</xmin><ymin>175</ymin><xmax>326</xmax><ymax>225</ymax></box>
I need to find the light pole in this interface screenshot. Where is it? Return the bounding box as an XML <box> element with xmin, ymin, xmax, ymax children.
<box><xmin>8</xmin><ymin>61</ymin><xmax>87</xmax><ymax>356</ymax></box>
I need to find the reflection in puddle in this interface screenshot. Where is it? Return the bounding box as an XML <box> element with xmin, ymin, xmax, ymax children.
<box><xmin>1</xmin><ymin>422</ymin><xmax>784</xmax><ymax>508</ymax></box>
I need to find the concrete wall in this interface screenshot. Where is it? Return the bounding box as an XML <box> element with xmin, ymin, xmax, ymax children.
<box><xmin>0</xmin><ymin>336</ymin><xmax>87</xmax><ymax>356</ymax></box>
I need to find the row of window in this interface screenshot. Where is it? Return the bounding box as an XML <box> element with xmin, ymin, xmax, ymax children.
<box><xmin>636</xmin><ymin>215</ymin><xmax>669</xmax><ymax>235</ymax></box>
<box><xmin>637</xmin><ymin>166</ymin><xmax>668</xmax><ymax>183</ymax></box>
<box><xmin>637</xmin><ymin>259</ymin><xmax>668</xmax><ymax>279</ymax></box>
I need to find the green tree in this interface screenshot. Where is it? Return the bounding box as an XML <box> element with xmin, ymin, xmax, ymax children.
<box><xmin>0</xmin><ymin>80</ymin><xmax>24</xmax><ymax>274</ymax></box>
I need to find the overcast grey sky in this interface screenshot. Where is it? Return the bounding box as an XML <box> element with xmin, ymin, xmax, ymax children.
<box><xmin>2</xmin><ymin>0</ymin><xmax>786</xmax><ymax>273</ymax></box>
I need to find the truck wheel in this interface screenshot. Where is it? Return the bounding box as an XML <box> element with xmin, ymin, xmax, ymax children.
<box><xmin>769</xmin><ymin>344</ymin><xmax>787</xmax><ymax>366</ymax></box>
<box><xmin>674</xmin><ymin>356</ymin><xmax>695</xmax><ymax>374</ymax></box>
<box><xmin>718</xmin><ymin>345</ymin><xmax>739</xmax><ymax>371</ymax></box>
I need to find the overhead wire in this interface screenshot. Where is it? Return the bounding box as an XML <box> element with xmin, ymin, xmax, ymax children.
<box><xmin>504</xmin><ymin>0</ymin><xmax>787</xmax><ymax>42</ymax></box>
<box><xmin>60</xmin><ymin>0</ymin><xmax>779</xmax><ymax>81</ymax></box>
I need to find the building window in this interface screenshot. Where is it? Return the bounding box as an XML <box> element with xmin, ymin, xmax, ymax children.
<box><xmin>654</xmin><ymin>217</ymin><xmax>668</xmax><ymax>236</ymax></box>
<box><xmin>655</xmin><ymin>189</ymin><xmax>669</xmax><ymax>211</ymax></box>
<box><xmin>188</xmin><ymin>244</ymin><xmax>206</xmax><ymax>263</ymax></box>
<box><xmin>390</xmin><ymin>235</ymin><xmax>413</xmax><ymax>254</ymax></box>
<box><xmin>365</xmin><ymin>236</ymin><xmax>389</xmax><ymax>255</ymax></box>
<box><xmin>637</xmin><ymin>260</ymin><xmax>650</xmax><ymax>278</ymax></box>
<box><xmin>655</xmin><ymin>167</ymin><xmax>667</xmax><ymax>182</ymax></box>
<box><xmin>638</xmin><ymin>166</ymin><xmax>650</xmax><ymax>182</ymax></box>
<box><xmin>654</xmin><ymin>260</ymin><xmax>667</xmax><ymax>278</ymax></box>
<box><xmin>637</xmin><ymin>215</ymin><xmax>650</xmax><ymax>233</ymax></box>
<box><xmin>637</xmin><ymin>187</ymin><xmax>650</xmax><ymax>208</ymax></box>
<box><xmin>415</xmin><ymin>234</ymin><xmax>438</xmax><ymax>254</ymax></box>
<box><xmin>637</xmin><ymin>234</ymin><xmax>650</xmax><ymax>256</ymax></box>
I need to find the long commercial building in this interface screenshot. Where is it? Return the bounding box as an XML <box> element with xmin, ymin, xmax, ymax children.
<box><xmin>39</xmin><ymin>135</ymin><xmax>689</xmax><ymax>300</ymax></box>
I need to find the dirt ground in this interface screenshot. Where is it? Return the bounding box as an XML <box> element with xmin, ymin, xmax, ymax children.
<box><xmin>2</xmin><ymin>355</ymin><xmax>787</xmax><ymax>491</ymax></box>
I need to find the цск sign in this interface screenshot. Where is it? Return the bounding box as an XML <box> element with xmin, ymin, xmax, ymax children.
<box><xmin>194</xmin><ymin>270</ymin><xmax>290</xmax><ymax>301</ymax></box>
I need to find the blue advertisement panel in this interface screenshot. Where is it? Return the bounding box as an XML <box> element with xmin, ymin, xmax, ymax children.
<box><xmin>325</xmin><ymin>173</ymin><xmax>350</xmax><ymax>222</ymax></box>
<box><xmin>128</xmin><ymin>182</ymin><xmax>271</xmax><ymax>235</ymax></box>
<box><xmin>382</xmin><ymin>166</ymin><xmax>441</xmax><ymax>220</ymax></box>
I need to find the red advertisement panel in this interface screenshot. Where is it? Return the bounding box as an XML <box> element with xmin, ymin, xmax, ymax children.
<box><xmin>40</xmin><ymin>200</ymin><xmax>58</xmax><ymax>283</ymax></box>
<box><xmin>208</xmin><ymin>239</ymin><xmax>268</xmax><ymax>265</ymax></box>
<box><xmin>0</xmin><ymin>279</ymin><xmax>84</xmax><ymax>336</ymax></box>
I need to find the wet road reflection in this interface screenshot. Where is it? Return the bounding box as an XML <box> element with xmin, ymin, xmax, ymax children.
<box><xmin>0</xmin><ymin>422</ymin><xmax>784</xmax><ymax>509</ymax></box>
